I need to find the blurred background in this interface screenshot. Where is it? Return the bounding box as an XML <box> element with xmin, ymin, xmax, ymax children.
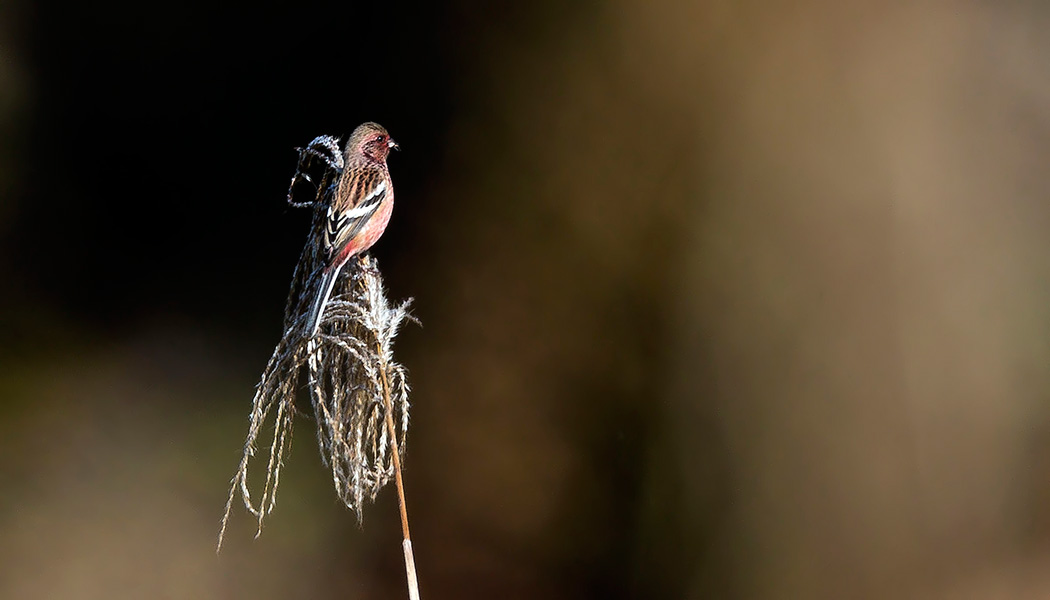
<box><xmin>3</xmin><ymin>0</ymin><xmax>1050</xmax><ymax>598</ymax></box>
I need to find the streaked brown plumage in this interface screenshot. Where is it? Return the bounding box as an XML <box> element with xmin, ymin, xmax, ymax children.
<box><xmin>306</xmin><ymin>122</ymin><xmax>398</xmax><ymax>336</ymax></box>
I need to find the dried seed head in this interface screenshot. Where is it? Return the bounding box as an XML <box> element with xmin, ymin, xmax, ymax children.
<box><xmin>218</xmin><ymin>183</ymin><xmax>414</xmax><ymax>550</ymax></box>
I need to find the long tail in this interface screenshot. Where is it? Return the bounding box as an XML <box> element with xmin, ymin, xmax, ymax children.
<box><xmin>306</xmin><ymin>262</ymin><xmax>346</xmax><ymax>337</ymax></box>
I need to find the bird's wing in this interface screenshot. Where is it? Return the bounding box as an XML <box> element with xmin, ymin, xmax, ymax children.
<box><xmin>324</xmin><ymin>171</ymin><xmax>388</xmax><ymax>259</ymax></box>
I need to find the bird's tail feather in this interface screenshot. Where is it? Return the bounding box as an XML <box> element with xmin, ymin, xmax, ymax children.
<box><xmin>306</xmin><ymin>262</ymin><xmax>345</xmax><ymax>337</ymax></box>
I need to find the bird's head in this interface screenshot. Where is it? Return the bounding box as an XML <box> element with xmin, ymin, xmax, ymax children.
<box><xmin>349</xmin><ymin>122</ymin><xmax>398</xmax><ymax>163</ymax></box>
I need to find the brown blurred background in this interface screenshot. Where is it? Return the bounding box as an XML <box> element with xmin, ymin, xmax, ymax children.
<box><xmin>3</xmin><ymin>1</ymin><xmax>1050</xmax><ymax>598</ymax></box>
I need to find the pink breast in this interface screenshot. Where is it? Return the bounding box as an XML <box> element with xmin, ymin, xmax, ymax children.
<box><xmin>339</xmin><ymin>197</ymin><xmax>395</xmax><ymax>262</ymax></box>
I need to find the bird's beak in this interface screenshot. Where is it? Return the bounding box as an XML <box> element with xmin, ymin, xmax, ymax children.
<box><xmin>388</xmin><ymin>138</ymin><xmax>400</xmax><ymax>151</ymax></box>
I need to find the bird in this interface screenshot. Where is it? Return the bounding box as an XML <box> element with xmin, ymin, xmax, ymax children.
<box><xmin>305</xmin><ymin>122</ymin><xmax>398</xmax><ymax>337</ymax></box>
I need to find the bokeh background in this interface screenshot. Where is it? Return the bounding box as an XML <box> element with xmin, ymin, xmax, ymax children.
<box><xmin>3</xmin><ymin>1</ymin><xmax>1050</xmax><ymax>598</ymax></box>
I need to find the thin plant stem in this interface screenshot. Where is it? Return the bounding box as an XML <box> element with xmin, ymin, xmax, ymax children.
<box><xmin>379</xmin><ymin>341</ymin><xmax>419</xmax><ymax>600</ymax></box>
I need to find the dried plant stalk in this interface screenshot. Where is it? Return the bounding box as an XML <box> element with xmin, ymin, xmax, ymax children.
<box><xmin>307</xmin><ymin>256</ymin><xmax>413</xmax><ymax>518</ymax></box>
<box><xmin>218</xmin><ymin>142</ymin><xmax>420</xmax><ymax>597</ymax></box>
<box><xmin>218</xmin><ymin>250</ymin><xmax>413</xmax><ymax>542</ymax></box>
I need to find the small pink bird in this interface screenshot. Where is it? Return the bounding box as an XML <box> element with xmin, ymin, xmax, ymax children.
<box><xmin>306</xmin><ymin>122</ymin><xmax>398</xmax><ymax>336</ymax></box>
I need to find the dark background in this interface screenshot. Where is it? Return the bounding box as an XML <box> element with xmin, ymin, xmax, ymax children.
<box><xmin>4</xmin><ymin>1</ymin><xmax>1050</xmax><ymax>599</ymax></box>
